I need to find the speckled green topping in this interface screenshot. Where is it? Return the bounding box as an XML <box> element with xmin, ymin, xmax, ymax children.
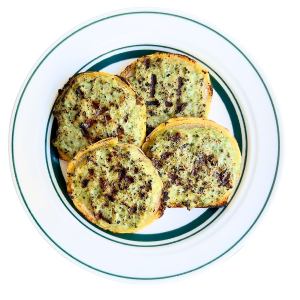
<box><xmin>69</xmin><ymin>142</ymin><xmax>162</xmax><ymax>230</ymax></box>
<box><xmin>53</xmin><ymin>72</ymin><xmax>146</xmax><ymax>160</ymax></box>
<box><xmin>143</xmin><ymin>124</ymin><xmax>241</xmax><ymax>208</ymax></box>
<box><xmin>121</xmin><ymin>53</ymin><xmax>212</xmax><ymax>131</ymax></box>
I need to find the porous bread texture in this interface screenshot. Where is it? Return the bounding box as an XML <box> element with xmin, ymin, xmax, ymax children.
<box><xmin>53</xmin><ymin>72</ymin><xmax>146</xmax><ymax>160</ymax></box>
<box><xmin>121</xmin><ymin>53</ymin><xmax>212</xmax><ymax>131</ymax></box>
<box><xmin>142</xmin><ymin>118</ymin><xmax>242</xmax><ymax>209</ymax></box>
<box><xmin>67</xmin><ymin>138</ymin><xmax>163</xmax><ymax>233</ymax></box>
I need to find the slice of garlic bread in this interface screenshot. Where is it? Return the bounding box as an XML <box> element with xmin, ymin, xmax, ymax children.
<box><xmin>67</xmin><ymin>138</ymin><xmax>163</xmax><ymax>233</ymax></box>
<box><xmin>120</xmin><ymin>53</ymin><xmax>212</xmax><ymax>132</ymax></box>
<box><xmin>142</xmin><ymin>118</ymin><xmax>242</xmax><ymax>209</ymax></box>
<box><xmin>53</xmin><ymin>72</ymin><xmax>146</xmax><ymax>160</ymax></box>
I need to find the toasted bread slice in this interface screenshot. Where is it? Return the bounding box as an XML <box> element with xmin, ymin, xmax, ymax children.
<box><xmin>142</xmin><ymin>118</ymin><xmax>242</xmax><ymax>209</ymax></box>
<box><xmin>120</xmin><ymin>53</ymin><xmax>212</xmax><ymax>132</ymax></box>
<box><xmin>67</xmin><ymin>138</ymin><xmax>163</xmax><ymax>233</ymax></box>
<box><xmin>53</xmin><ymin>72</ymin><xmax>146</xmax><ymax>160</ymax></box>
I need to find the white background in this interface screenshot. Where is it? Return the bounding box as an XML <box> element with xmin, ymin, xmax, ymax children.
<box><xmin>0</xmin><ymin>0</ymin><xmax>299</xmax><ymax>299</ymax></box>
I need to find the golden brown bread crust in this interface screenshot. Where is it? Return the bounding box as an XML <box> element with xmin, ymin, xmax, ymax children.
<box><xmin>56</xmin><ymin>148</ymin><xmax>70</xmax><ymax>161</ymax></box>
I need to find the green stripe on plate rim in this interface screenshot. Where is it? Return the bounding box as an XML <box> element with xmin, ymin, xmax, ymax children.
<box><xmin>10</xmin><ymin>11</ymin><xmax>280</xmax><ymax>280</ymax></box>
<box><xmin>46</xmin><ymin>45</ymin><xmax>247</xmax><ymax>246</ymax></box>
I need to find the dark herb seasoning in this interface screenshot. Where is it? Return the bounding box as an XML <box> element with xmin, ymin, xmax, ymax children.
<box><xmin>146</xmin><ymin>100</ymin><xmax>160</xmax><ymax>106</ymax></box>
<box><xmin>165</xmin><ymin>100</ymin><xmax>173</xmax><ymax>107</ymax></box>
<box><xmin>216</xmin><ymin>170</ymin><xmax>232</xmax><ymax>188</ymax></box>
<box><xmin>152</xmin><ymin>158</ymin><xmax>163</xmax><ymax>169</ymax></box>
<box><xmin>150</xmin><ymin>74</ymin><xmax>157</xmax><ymax>98</ymax></box>
<box><xmin>177</xmin><ymin>77</ymin><xmax>184</xmax><ymax>97</ymax></box>
<box><xmin>92</xmin><ymin>101</ymin><xmax>99</xmax><ymax>109</ymax></box>
<box><xmin>170</xmin><ymin>132</ymin><xmax>181</xmax><ymax>142</ymax></box>
<box><xmin>161</xmin><ymin>152</ymin><xmax>172</xmax><ymax>160</ymax></box>
<box><xmin>99</xmin><ymin>178</ymin><xmax>108</xmax><ymax>190</ymax></box>
<box><xmin>144</xmin><ymin>58</ymin><xmax>150</xmax><ymax>69</ymax></box>
<box><xmin>81</xmin><ymin>178</ymin><xmax>89</xmax><ymax>188</ymax></box>
<box><xmin>75</xmin><ymin>86</ymin><xmax>84</xmax><ymax>98</ymax></box>
<box><xmin>162</xmin><ymin>191</ymin><xmax>169</xmax><ymax>202</ymax></box>
<box><xmin>79</xmin><ymin>123</ymin><xmax>89</xmax><ymax>137</ymax></box>
<box><xmin>175</xmin><ymin>102</ymin><xmax>188</xmax><ymax>114</ymax></box>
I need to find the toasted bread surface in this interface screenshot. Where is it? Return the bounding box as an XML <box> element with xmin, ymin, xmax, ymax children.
<box><xmin>53</xmin><ymin>72</ymin><xmax>146</xmax><ymax>160</ymax></box>
<box><xmin>67</xmin><ymin>138</ymin><xmax>163</xmax><ymax>233</ymax></box>
<box><xmin>121</xmin><ymin>53</ymin><xmax>212</xmax><ymax>131</ymax></box>
<box><xmin>142</xmin><ymin>118</ymin><xmax>241</xmax><ymax>208</ymax></box>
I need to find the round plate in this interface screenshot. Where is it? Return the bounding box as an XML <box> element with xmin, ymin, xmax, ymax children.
<box><xmin>10</xmin><ymin>9</ymin><xmax>280</xmax><ymax>280</ymax></box>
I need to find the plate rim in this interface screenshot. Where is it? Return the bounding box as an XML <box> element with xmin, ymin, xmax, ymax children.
<box><xmin>9</xmin><ymin>9</ymin><xmax>280</xmax><ymax>280</ymax></box>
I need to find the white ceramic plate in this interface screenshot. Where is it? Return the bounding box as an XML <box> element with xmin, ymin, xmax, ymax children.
<box><xmin>10</xmin><ymin>9</ymin><xmax>280</xmax><ymax>280</ymax></box>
